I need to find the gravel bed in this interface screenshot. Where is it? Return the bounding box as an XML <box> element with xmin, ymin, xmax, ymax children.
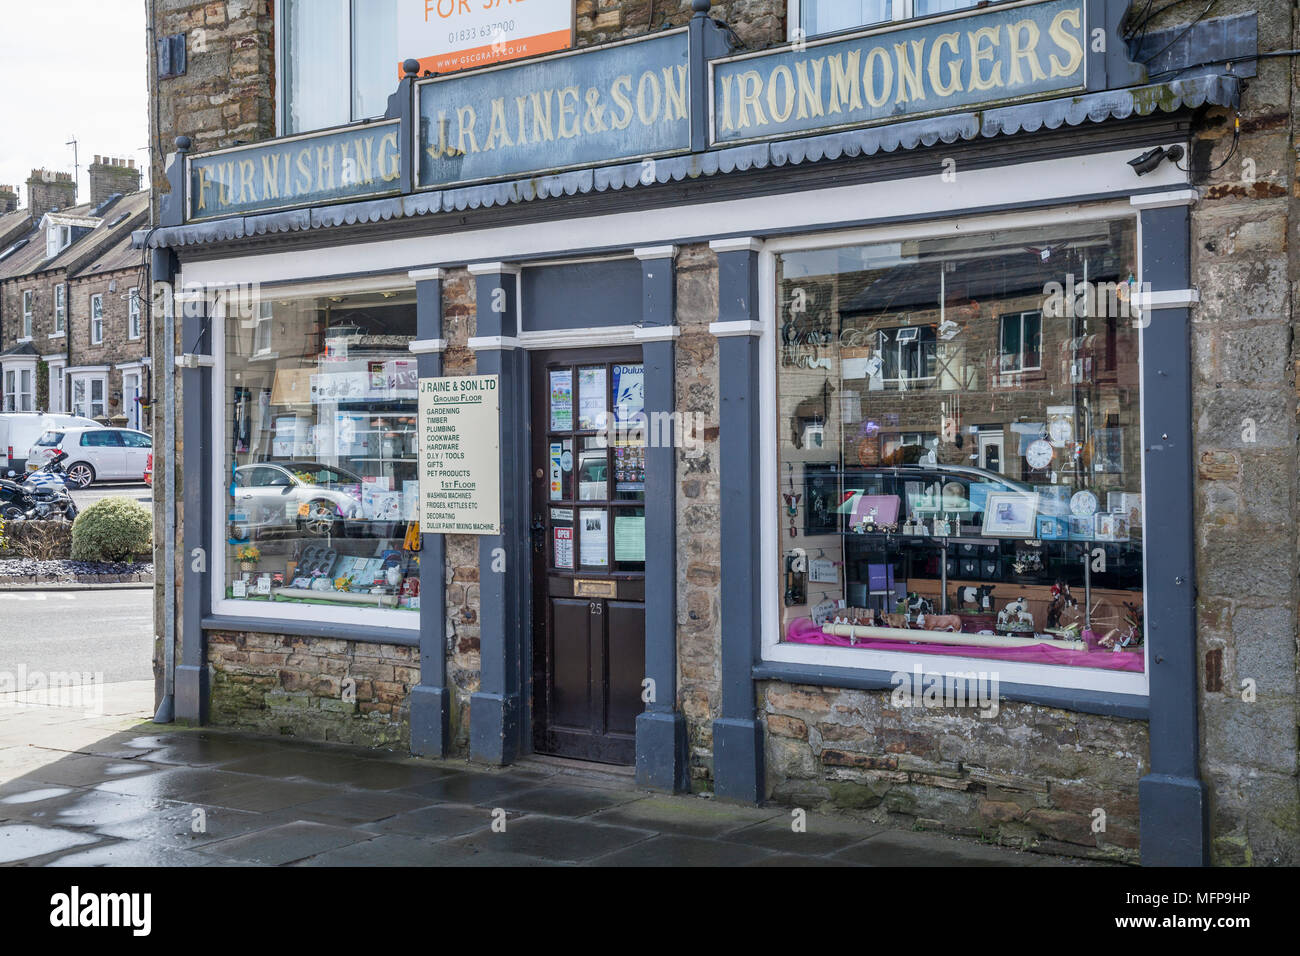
<box><xmin>0</xmin><ymin>558</ymin><xmax>154</xmax><ymax>584</ymax></box>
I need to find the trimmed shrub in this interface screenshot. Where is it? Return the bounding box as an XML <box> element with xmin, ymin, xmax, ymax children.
<box><xmin>70</xmin><ymin>497</ymin><xmax>153</xmax><ymax>562</ymax></box>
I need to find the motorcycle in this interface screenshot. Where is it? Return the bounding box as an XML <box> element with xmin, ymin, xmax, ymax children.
<box><xmin>1</xmin><ymin>451</ymin><xmax>78</xmax><ymax>523</ymax></box>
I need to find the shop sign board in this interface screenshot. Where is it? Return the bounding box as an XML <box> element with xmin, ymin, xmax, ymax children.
<box><xmin>418</xmin><ymin>375</ymin><xmax>501</xmax><ymax>534</ymax></box>
<box><xmin>396</xmin><ymin>0</ymin><xmax>574</xmax><ymax>77</ymax></box>
<box><xmin>188</xmin><ymin>120</ymin><xmax>402</xmax><ymax>221</ymax></box>
<box><xmin>417</xmin><ymin>29</ymin><xmax>691</xmax><ymax>189</ymax></box>
<box><xmin>710</xmin><ymin>0</ymin><xmax>1087</xmax><ymax>146</ymax></box>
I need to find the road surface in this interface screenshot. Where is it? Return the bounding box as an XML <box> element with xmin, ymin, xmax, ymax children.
<box><xmin>0</xmin><ymin>588</ymin><xmax>153</xmax><ymax>683</ymax></box>
<box><xmin>70</xmin><ymin>481</ymin><xmax>151</xmax><ymax>510</ymax></box>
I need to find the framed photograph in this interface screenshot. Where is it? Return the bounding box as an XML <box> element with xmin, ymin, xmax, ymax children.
<box><xmin>1094</xmin><ymin>512</ymin><xmax>1129</xmax><ymax>542</ymax></box>
<box><xmin>981</xmin><ymin>491</ymin><xmax>1038</xmax><ymax>538</ymax></box>
<box><xmin>803</xmin><ymin>462</ymin><xmax>840</xmax><ymax>535</ymax></box>
<box><xmin>1069</xmin><ymin>515</ymin><xmax>1095</xmax><ymax>539</ymax></box>
<box><xmin>1092</xmin><ymin>427</ymin><xmax>1124</xmax><ymax>474</ymax></box>
<box><xmin>1036</xmin><ymin>514</ymin><xmax>1069</xmax><ymax>540</ymax></box>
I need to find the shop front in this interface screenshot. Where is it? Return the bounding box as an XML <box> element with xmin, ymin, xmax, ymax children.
<box><xmin>143</xmin><ymin>0</ymin><xmax>1258</xmax><ymax>865</ymax></box>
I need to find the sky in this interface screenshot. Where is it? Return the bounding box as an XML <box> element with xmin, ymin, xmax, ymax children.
<box><xmin>0</xmin><ymin>0</ymin><xmax>148</xmax><ymax>210</ymax></box>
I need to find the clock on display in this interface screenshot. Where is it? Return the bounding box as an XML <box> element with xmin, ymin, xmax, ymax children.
<box><xmin>1048</xmin><ymin>416</ymin><xmax>1073</xmax><ymax>445</ymax></box>
<box><xmin>1070</xmin><ymin>490</ymin><xmax>1099</xmax><ymax>517</ymax></box>
<box><xmin>1026</xmin><ymin>439</ymin><xmax>1054</xmax><ymax>471</ymax></box>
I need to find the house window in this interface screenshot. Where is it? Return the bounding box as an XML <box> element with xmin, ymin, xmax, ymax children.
<box><xmin>54</xmin><ymin>283</ymin><xmax>66</xmax><ymax>334</ymax></box>
<box><xmin>4</xmin><ymin>368</ymin><xmax>34</xmax><ymax>412</ymax></box>
<box><xmin>48</xmin><ymin>364</ymin><xmax>65</xmax><ymax>413</ymax></box>
<box><xmin>91</xmin><ymin>294</ymin><xmax>104</xmax><ymax>345</ymax></box>
<box><xmin>128</xmin><ymin>287</ymin><xmax>141</xmax><ymax>340</ymax></box>
<box><xmin>22</xmin><ymin>290</ymin><xmax>33</xmax><ymax>339</ymax></box>
<box><xmin>45</xmin><ymin>223</ymin><xmax>71</xmax><ymax>260</ymax></box>
<box><xmin>774</xmin><ymin>216</ymin><xmax>1146</xmax><ymax>689</ymax></box>
<box><xmin>71</xmin><ymin>374</ymin><xmax>106</xmax><ymax>419</ymax></box>
<box><xmin>999</xmin><ymin>310</ymin><xmax>1042</xmax><ymax>373</ymax></box>
<box><xmin>279</xmin><ymin>0</ymin><xmax>397</xmax><ymax>135</ymax></box>
<box><xmin>799</xmin><ymin>0</ymin><xmax>982</xmax><ymax>36</ymax></box>
<box><xmin>218</xmin><ymin>288</ymin><xmax>419</xmax><ymax>627</ymax></box>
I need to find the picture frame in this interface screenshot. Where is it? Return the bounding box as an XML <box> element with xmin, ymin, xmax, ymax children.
<box><xmin>1036</xmin><ymin>514</ymin><xmax>1069</xmax><ymax>540</ymax></box>
<box><xmin>980</xmin><ymin>491</ymin><xmax>1038</xmax><ymax>538</ymax></box>
<box><xmin>1068</xmin><ymin>515</ymin><xmax>1094</xmax><ymax>539</ymax></box>
<box><xmin>1094</xmin><ymin>512</ymin><xmax>1129</xmax><ymax>542</ymax></box>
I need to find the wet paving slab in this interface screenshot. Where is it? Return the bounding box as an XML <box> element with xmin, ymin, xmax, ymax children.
<box><xmin>0</xmin><ymin>705</ymin><xmax>1103</xmax><ymax>867</ymax></box>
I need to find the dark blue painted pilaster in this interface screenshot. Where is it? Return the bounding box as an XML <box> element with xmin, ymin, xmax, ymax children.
<box><xmin>709</xmin><ymin>238</ymin><xmax>764</xmax><ymax>803</ymax></box>
<box><xmin>633</xmin><ymin>247</ymin><xmax>689</xmax><ymax>792</ymax></box>
<box><xmin>409</xmin><ymin>269</ymin><xmax>450</xmax><ymax>757</ymax></box>
<box><xmin>468</xmin><ymin>264</ymin><xmax>527</xmax><ymax>766</ymax></box>
<box><xmin>1134</xmin><ymin>195</ymin><xmax>1208</xmax><ymax>866</ymax></box>
<box><xmin>687</xmin><ymin>2</ymin><xmax>734</xmax><ymax>153</ymax></box>
<box><xmin>176</xmin><ymin>286</ymin><xmax>211</xmax><ymax>724</ymax></box>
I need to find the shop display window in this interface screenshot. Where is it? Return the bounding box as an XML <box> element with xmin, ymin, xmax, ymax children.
<box><xmin>221</xmin><ymin>289</ymin><xmax>420</xmax><ymax>616</ymax></box>
<box><xmin>776</xmin><ymin>218</ymin><xmax>1146</xmax><ymax>673</ymax></box>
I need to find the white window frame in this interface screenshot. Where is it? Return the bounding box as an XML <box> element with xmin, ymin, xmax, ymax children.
<box><xmin>21</xmin><ymin>289</ymin><xmax>33</xmax><ymax>340</ymax></box>
<box><xmin>208</xmin><ymin>289</ymin><xmax>420</xmax><ymax>633</ymax></box>
<box><xmin>53</xmin><ymin>283</ymin><xmax>66</xmax><ymax>336</ymax></box>
<box><xmin>69</xmin><ymin>368</ymin><xmax>109</xmax><ymax>419</ymax></box>
<box><xmin>760</xmin><ymin>203</ymin><xmax>1150</xmax><ymax>698</ymax></box>
<box><xmin>3</xmin><ymin>360</ymin><xmax>37</xmax><ymax>412</ymax></box>
<box><xmin>46</xmin><ymin>358</ymin><xmax>67</xmax><ymax>414</ymax></box>
<box><xmin>790</xmin><ymin>0</ymin><xmax>986</xmax><ymax>39</ymax></box>
<box><xmin>90</xmin><ymin>293</ymin><xmax>104</xmax><ymax>345</ymax></box>
<box><xmin>999</xmin><ymin>309</ymin><xmax>1043</xmax><ymax>374</ymax></box>
<box><xmin>274</xmin><ymin>0</ymin><xmax>396</xmax><ymax>136</ymax></box>
<box><xmin>128</xmin><ymin>286</ymin><xmax>141</xmax><ymax>340</ymax></box>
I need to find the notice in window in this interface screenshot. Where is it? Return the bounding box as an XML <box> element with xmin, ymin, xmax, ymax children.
<box><xmin>613</xmin><ymin>515</ymin><xmax>645</xmax><ymax>563</ymax></box>
<box><xmin>418</xmin><ymin>375</ymin><xmax>501</xmax><ymax>535</ymax></box>
<box><xmin>579</xmin><ymin>509</ymin><xmax>608</xmax><ymax>567</ymax></box>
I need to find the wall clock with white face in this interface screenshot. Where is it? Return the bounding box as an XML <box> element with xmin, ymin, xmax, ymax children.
<box><xmin>1026</xmin><ymin>439</ymin><xmax>1054</xmax><ymax>471</ymax></box>
<box><xmin>1070</xmin><ymin>490</ymin><xmax>1099</xmax><ymax>517</ymax></box>
<box><xmin>1048</xmin><ymin>416</ymin><xmax>1073</xmax><ymax>445</ymax></box>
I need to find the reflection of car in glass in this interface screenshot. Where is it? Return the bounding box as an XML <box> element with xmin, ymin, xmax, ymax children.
<box><xmin>577</xmin><ymin>451</ymin><xmax>607</xmax><ymax>500</ymax></box>
<box><xmin>807</xmin><ymin>462</ymin><xmax>1035</xmax><ymax>536</ymax></box>
<box><xmin>232</xmin><ymin>461</ymin><xmax>362</xmax><ymax>537</ymax></box>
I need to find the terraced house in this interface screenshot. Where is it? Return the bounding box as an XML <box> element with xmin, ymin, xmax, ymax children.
<box><xmin>0</xmin><ymin>158</ymin><xmax>152</xmax><ymax>428</ymax></box>
<box><xmin>141</xmin><ymin>0</ymin><xmax>1298</xmax><ymax>865</ymax></box>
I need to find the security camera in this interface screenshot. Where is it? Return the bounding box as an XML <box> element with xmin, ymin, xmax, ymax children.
<box><xmin>1128</xmin><ymin>145</ymin><xmax>1184</xmax><ymax>176</ymax></box>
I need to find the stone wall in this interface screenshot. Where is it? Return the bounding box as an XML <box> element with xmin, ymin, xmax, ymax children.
<box><xmin>674</xmin><ymin>243</ymin><xmax>723</xmax><ymax>788</ymax></box>
<box><xmin>206</xmin><ymin>631</ymin><xmax>418</xmax><ymax>749</ymax></box>
<box><xmin>761</xmin><ymin>681</ymin><xmax>1146</xmax><ymax>861</ymax></box>
<box><xmin>1182</xmin><ymin>0</ymin><xmax>1300</xmax><ymax>866</ymax></box>
<box><xmin>577</xmin><ymin>0</ymin><xmax>785</xmax><ymax>48</ymax></box>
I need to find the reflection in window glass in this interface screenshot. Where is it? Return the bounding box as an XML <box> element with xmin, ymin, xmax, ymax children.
<box><xmin>777</xmin><ymin>218</ymin><xmax>1145</xmax><ymax>674</ymax></box>
<box><xmin>223</xmin><ymin>290</ymin><xmax>420</xmax><ymax>613</ymax></box>
<box><xmin>352</xmin><ymin>0</ymin><xmax>398</xmax><ymax>121</ymax></box>
<box><xmin>283</xmin><ymin>0</ymin><xmax>350</xmax><ymax>134</ymax></box>
<box><xmin>803</xmin><ymin>0</ymin><xmax>893</xmax><ymax>35</ymax></box>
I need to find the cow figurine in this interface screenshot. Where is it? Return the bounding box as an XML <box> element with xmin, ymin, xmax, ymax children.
<box><xmin>918</xmin><ymin>613</ymin><xmax>964</xmax><ymax>633</ymax></box>
<box><xmin>955</xmin><ymin>584</ymin><xmax>995</xmax><ymax>612</ymax></box>
<box><xmin>906</xmin><ymin>593</ymin><xmax>935</xmax><ymax>620</ymax></box>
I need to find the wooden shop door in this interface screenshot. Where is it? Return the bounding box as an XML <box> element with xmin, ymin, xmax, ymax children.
<box><xmin>530</xmin><ymin>347</ymin><xmax>647</xmax><ymax>765</ymax></box>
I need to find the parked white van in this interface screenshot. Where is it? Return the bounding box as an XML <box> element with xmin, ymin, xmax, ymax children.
<box><xmin>0</xmin><ymin>413</ymin><xmax>101</xmax><ymax>476</ymax></box>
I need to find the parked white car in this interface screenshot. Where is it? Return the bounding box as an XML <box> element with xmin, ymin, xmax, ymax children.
<box><xmin>27</xmin><ymin>426</ymin><xmax>153</xmax><ymax>488</ymax></box>
<box><xmin>0</xmin><ymin>413</ymin><xmax>101</xmax><ymax>476</ymax></box>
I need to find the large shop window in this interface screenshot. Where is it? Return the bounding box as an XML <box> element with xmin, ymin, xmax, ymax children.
<box><xmin>221</xmin><ymin>290</ymin><xmax>420</xmax><ymax>620</ymax></box>
<box><xmin>776</xmin><ymin>218</ymin><xmax>1146</xmax><ymax>680</ymax></box>
<box><xmin>280</xmin><ymin>0</ymin><xmax>398</xmax><ymax>134</ymax></box>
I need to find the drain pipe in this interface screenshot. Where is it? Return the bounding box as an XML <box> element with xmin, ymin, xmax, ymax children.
<box><xmin>153</xmin><ymin>256</ymin><xmax>177</xmax><ymax>724</ymax></box>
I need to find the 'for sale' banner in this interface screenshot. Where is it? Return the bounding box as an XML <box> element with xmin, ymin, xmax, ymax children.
<box><xmin>397</xmin><ymin>0</ymin><xmax>574</xmax><ymax>77</ymax></box>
